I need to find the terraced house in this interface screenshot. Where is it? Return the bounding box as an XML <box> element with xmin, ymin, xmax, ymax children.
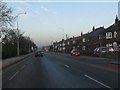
<box><xmin>51</xmin><ymin>16</ymin><xmax>120</xmax><ymax>55</ymax></box>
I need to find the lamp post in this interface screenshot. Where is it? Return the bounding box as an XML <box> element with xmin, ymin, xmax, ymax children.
<box><xmin>58</xmin><ymin>27</ymin><xmax>64</xmax><ymax>40</ymax></box>
<box><xmin>16</xmin><ymin>12</ymin><xmax>26</xmax><ymax>56</ymax></box>
<box><xmin>58</xmin><ymin>28</ymin><xmax>65</xmax><ymax>53</ymax></box>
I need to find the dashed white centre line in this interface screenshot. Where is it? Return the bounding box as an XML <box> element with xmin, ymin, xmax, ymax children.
<box><xmin>9</xmin><ymin>71</ymin><xmax>19</xmax><ymax>80</ymax></box>
<box><xmin>84</xmin><ymin>75</ymin><xmax>113</xmax><ymax>89</ymax></box>
<box><xmin>20</xmin><ymin>65</ymin><xmax>26</xmax><ymax>70</ymax></box>
<box><xmin>64</xmin><ymin>65</ymin><xmax>70</xmax><ymax>68</ymax></box>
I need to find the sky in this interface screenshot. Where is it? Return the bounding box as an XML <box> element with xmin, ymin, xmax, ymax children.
<box><xmin>5</xmin><ymin>0</ymin><xmax>118</xmax><ymax>47</ymax></box>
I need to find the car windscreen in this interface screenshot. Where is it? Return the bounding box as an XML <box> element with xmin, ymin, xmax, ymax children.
<box><xmin>73</xmin><ymin>50</ymin><xmax>79</xmax><ymax>52</ymax></box>
<box><xmin>101</xmin><ymin>47</ymin><xmax>108</xmax><ymax>51</ymax></box>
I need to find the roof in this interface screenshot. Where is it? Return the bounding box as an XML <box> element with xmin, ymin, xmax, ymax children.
<box><xmin>105</xmin><ymin>24</ymin><xmax>116</xmax><ymax>32</ymax></box>
<box><xmin>89</xmin><ymin>27</ymin><xmax>105</xmax><ymax>36</ymax></box>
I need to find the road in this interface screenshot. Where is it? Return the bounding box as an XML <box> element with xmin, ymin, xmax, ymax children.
<box><xmin>2</xmin><ymin>52</ymin><xmax>119</xmax><ymax>89</ymax></box>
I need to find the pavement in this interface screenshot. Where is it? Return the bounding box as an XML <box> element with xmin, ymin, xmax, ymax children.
<box><xmin>2</xmin><ymin>52</ymin><xmax>119</xmax><ymax>89</ymax></box>
<box><xmin>1</xmin><ymin>53</ymin><xmax>31</xmax><ymax>70</ymax></box>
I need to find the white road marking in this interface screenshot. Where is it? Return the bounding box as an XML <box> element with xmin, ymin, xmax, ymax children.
<box><xmin>84</xmin><ymin>75</ymin><xmax>113</xmax><ymax>89</ymax></box>
<box><xmin>20</xmin><ymin>65</ymin><xmax>26</xmax><ymax>70</ymax></box>
<box><xmin>64</xmin><ymin>65</ymin><xmax>70</xmax><ymax>68</ymax></box>
<box><xmin>9</xmin><ymin>71</ymin><xmax>19</xmax><ymax>80</ymax></box>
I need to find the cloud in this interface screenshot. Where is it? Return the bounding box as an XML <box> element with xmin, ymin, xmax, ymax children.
<box><xmin>50</xmin><ymin>9</ymin><xmax>57</xmax><ymax>15</ymax></box>
<box><xmin>13</xmin><ymin>2</ymin><xmax>31</xmax><ymax>14</ymax></box>
<box><xmin>41</xmin><ymin>6</ymin><xmax>49</xmax><ymax>12</ymax></box>
<box><xmin>40</xmin><ymin>6</ymin><xmax>57</xmax><ymax>14</ymax></box>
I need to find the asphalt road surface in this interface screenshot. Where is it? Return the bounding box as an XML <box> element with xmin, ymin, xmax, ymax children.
<box><xmin>2</xmin><ymin>52</ymin><xmax>119</xmax><ymax>89</ymax></box>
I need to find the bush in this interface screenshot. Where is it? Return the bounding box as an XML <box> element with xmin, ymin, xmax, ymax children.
<box><xmin>2</xmin><ymin>45</ymin><xmax>17</xmax><ymax>59</ymax></box>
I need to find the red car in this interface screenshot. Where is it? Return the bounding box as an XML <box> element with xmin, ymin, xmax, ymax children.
<box><xmin>70</xmin><ymin>50</ymin><xmax>80</xmax><ymax>56</ymax></box>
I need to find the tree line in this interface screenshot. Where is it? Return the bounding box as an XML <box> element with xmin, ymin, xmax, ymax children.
<box><xmin>0</xmin><ymin>2</ymin><xmax>37</xmax><ymax>59</ymax></box>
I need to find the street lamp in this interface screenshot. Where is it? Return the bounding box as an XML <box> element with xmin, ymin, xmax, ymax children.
<box><xmin>16</xmin><ymin>12</ymin><xmax>26</xmax><ymax>56</ymax></box>
<box><xmin>58</xmin><ymin>27</ymin><xmax>64</xmax><ymax>40</ymax></box>
<box><xmin>58</xmin><ymin>27</ymin><xmax>65</xmax><ymax>53</ymax></box>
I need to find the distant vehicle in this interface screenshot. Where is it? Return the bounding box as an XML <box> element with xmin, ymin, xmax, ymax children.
<box><xmin>93</xmin><ymin>47</ymin><xmax>110</xmax><ymax>56</ymax></box>
<box><xmin>34</xmin><ymin>50</ymin><xmax>43</xmax><ymax>57</ymax></box>
<box><xmin>70</xmin><ymin>49</ymin><xmax>80</xmax><ymax>56</ymax></box>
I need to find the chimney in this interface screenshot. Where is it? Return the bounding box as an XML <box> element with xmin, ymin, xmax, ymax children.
<box><xmin>115</xmin><ymin>15</ymin><xmax>119</xmax><ymax>24</ymax></box>
<box><xmin>81</xmin><ymin>32</ymin><xmax>83</xmax><ymax>36</ymax></box>
<box><xmin>66</xmin><ymin>34</ymin><xmax>68</xmax><ymax>40</ymax></box>
<box><xmin>92</xmin><ymin>26</ymin><xmax>95</xmax><ymax>31</ymax></box>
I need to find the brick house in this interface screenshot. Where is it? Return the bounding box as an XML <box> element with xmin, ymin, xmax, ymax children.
<box><xmin>115</xmin><ymin>17</ymin><xmax>120</xmax><ymax>47</ymax></box>
<box><xmin>64</xmin><ymin>36</ymin><xmax>80</xmax><ymax>53</ymax></box>
<box><xmin>89</xmin><ymin>26</ymin><xmax>105</xmax><ymax>52</ymax></box>
<box><xmin>64</xmin><ymin>37</ymin><xmax>73</xmax><ymax>53</ymax></box>
<box><xmin>105</xmin><ymin>16</ymin><xmax>120</xmax><ymax>49</ymax></box>
<box><xmin>52</xmin><ymin>41</ymin><xmax>58</xmax><ymax>52</ymax></box>
<box><xmin>51</xmin><ymin>16</ymin><xmax>120</xmax><ymax>54</ymax></box>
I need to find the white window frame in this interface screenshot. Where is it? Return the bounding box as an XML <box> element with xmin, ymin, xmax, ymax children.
<box><xmin>106</xmin><ymin>44</ymin><xmax>109</xmax><ymax>47</ymax></box>
<box><xmin>67</xmin><ymin>41</ymin><xmax>70</xmax><ymax>45</ymax></box>
<box><xmin>99</xmin><ymin>35</ymin><xmax>102</xmax><ymax>40</ymax></box>
<box><xmin>63</xmin><ymin>47</ymin><xmax>66</xmax><ymax>50</ymax></box>
<box><xmin>83</xmin><ymin>38</ymin><xmax>85</xmax><ymax>42</ymax></box>
<box><xmin>106</xmin><ymin>32</ymin><xmax>112</xmax><ymax>39</ymax></box>
<box><xmin>114</xmin><ymin>31</ymin><xmax>117</xmax><ymax>38</ymax></box>
<box><xmin>82</xmin><ymin>46</ymin><xmax>86</xmax><ymax>51</ymax></box>
<box><xmin>62</xmin><ymin>43</ymin><xmax>65</xmax><ymax>46</ymax></box>
<box><xmin>73</xmin><ymin>40</ymin><xmax>76</xmax><ymax>44</ymax></box>
<box><xmin>106</xmin><ymin>43</ymin><xmax>112</xmax><ymax>47</ymax></box>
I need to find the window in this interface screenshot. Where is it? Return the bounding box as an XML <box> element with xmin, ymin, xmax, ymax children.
<box><xmin>83</xmin><ymin>38</ymin><xmax>85</xmax><ymax>42</ymax></box>
<box><xmin>109</xmin><ymin>44</ymin><xmax>112</xmax><ymax>47</ymax></box>
<box><xmin>67</xmin><ymin>41</ymin><xmax>70</xmax><ymax>45</ymax></box>
<box><xmin>99</xmin><ymin>35</ymin><xmax>102</xmax><ymax>39</ymax></box>
<box><xmin>73</xmin><ymin>40</ymin><xmax>76</xmax><ymax>44</ymax></box>
<box><xmin>62</xmin><ymin>43</ymin><xmax>65</xmax><ymax>46</ymax></box>
<box><xmin>114</xmin><ymin>31</ymin><xmax>117</xmax><ymax>38</ymax></box>
<box><xmin>55</xmin><ymin>46</ymin><xmax>57</xmax><ymax>48</ymax></box>
<box><xmin>113</xmin><ymin>42</ymin><xmax>117</xmax><ymax>46</ymax></box>
<box><xmin>63</xmin><ymin>47</ymin><xmax>65</xmax><ymax>50</ymax></box>
<box><xmin>82</xmin><ymin>46</ymin><xmax>86</xmax><ymax>50</ymax></box>
<box><xmin>106</xmin><ymin>32</ymin><xmax>112</xmax><ymax>39</ymax></box>
<box><xmin>106</xmin><ymin>44</ymin><xmax>109</xmax><ymax>47</ymax></box>
<box><xmin>106</xmin><ymin>43</ymin><xmax>112</xmax><ymax>47</ymax></box>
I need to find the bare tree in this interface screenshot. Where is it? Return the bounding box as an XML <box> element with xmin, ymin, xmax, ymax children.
<box><xmin>0</xmin><ymin>2</ymin><xmax>14</xmax><ymax>28</ymax></box>
<box><xmin>0</xmin><ymin>2</ymin><xmax>15</xmax><ymax>43</ymax></box>
<box><xmin>0</xmin><ymin>2</ymin><xmax>37</xmax><ymax>59</ymax></box>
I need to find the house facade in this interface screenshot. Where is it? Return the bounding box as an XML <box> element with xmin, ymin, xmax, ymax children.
<box><xmin>51</xmin><ymin>16</ymin><xmax>120</xmax><ymax>54</ymax></box>
<box><xmin>105</xmin><ymin>16</ymin><xmax>120</xmax><ymax>51</ymax></box>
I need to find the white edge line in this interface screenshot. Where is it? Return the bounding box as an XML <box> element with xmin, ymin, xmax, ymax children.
<box><xmin>84</xmin><ymin>74</ymin><xmax>113</xmax><ymax>89</ymax></box>
<box><xmin>9</xmin><ymin>71</ymin><xmax>19</xmax><ymax>80</ymax></box>
<box><xmin>3</xmin><ymin>0</ymin><xmax>119</xmax><ymax>3</ymax></box>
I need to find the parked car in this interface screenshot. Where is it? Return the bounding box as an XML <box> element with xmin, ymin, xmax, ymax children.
<box><xmin>34</xmin><ymin>50</ymin><xmax>43</xmax><ymax>57</ymax></box>
<box><xmin>93</xmin><ymin>47</ymin><xmax>110</xmax><ymax>56</ymax></box>
<box><xmin>109</xmin><ymin>47</ymin><xmax>114</xmax><ymax>52</ymax></box>
<box><xmin>70</xmin><ymin>49</ymin><xmax>80</xmax><ymax>56</ymax></box>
